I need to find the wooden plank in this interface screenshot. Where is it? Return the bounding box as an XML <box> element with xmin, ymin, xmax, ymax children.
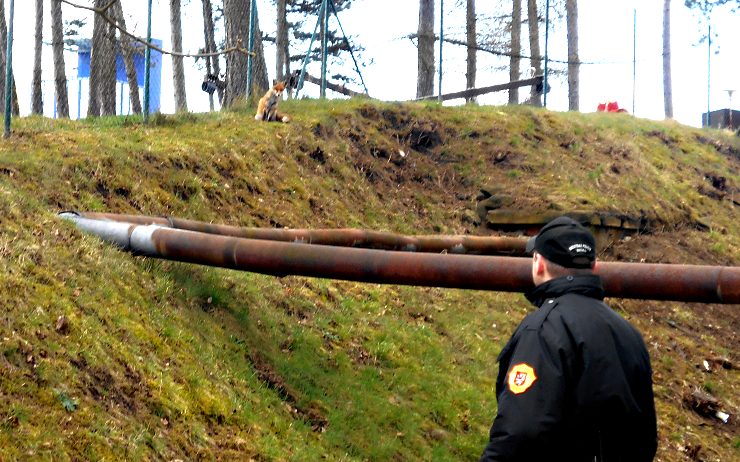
<box><xmin>301</xmin><ymin>73</ymin><xmax>369</xmax><ymax>98</ymax></box>
<box><xmin>602</xmin><ymin>216</ymin><xmax>623</xmax><ymax>228</ymax></box>
<box><xmin>416</xmin><ymin>76</ymin><xmax>544</xmax><ymax>102</ymax></box>
<box><xmin>482</xmin><ymin>210</ymin><xmax>651</xmax><ymax>244</ymax></box>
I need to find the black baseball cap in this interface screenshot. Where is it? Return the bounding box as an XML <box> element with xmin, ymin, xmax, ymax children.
<box><xmin>525</xmin><ymin>216</ymin><xmax>596</xmax><ymax>268</ymax></box>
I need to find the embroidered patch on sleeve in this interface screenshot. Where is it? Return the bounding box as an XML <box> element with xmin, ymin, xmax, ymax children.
<box><xmin>507</xmin><ymin>363</ymin><xmax>537</xmax><ymax>394</ymax></box>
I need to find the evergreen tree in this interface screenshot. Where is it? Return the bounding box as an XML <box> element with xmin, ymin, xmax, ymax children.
<box><xmin>417</xmin><ymin>0</ymin><xmax>435</xmax><ymax>98</ymax></box>
<box><xmin>526</xmin><ymin>0</ymin><xmax>542</xmax><ymax>106</ymax></box>
<box><xmin>32</xmin><ymin>0</ymin><xmax>43</xmax><ymax>115</ymax></box>
<box><xmin>566</xmin><ymin>0</ymin><xmax>579</xmax><ymax>111</ymax></box>
<box><xmin>171</xmin><ymin>0</ymin><xmax>188</xmax><ymax>112</ymax></box>
<box><xmin>288</xmin><ymin>0</ymin><xmax>362</xmax><ymax>88</ymax></box>
<box><xmin>466</xmin><ymin>0</ymin><xmax>477</xmax><ymax>103</ymax></box>
<box><xmin>509</xmin><ymin>0</ymin><xmax>522</xmax><ymax>104</ymax></box>
<box><xmin>111</xmin><ymin>0</ymin><xmax>142</xmax><ymax>115</ymax></box>
<box><xmin>663</xmin><ymin>0</ymin><xmax>673</xmax><ymax>119</ymax></box>
<box><xmin>201</xmin><ymin>0</ymin><xmax>223</xmax><ymax>107</ymax></box>
<box><xmin>0</xmin><ymin>0</ymin><xmax>20</xmax><ymax>116</ymax></box>
<box><xmin>224</xmin><ymin>0</ymin><xmax>269</xmax><ymax>105</ymax></box>
<box><xmin>51</xmin><ymin>0</ymin><xmax>70</xmax><ymax>118</ymax></box>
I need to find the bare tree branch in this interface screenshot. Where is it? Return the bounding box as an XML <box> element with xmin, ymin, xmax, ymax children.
<box><xmin>60</xmin><ymin>0</ymin><xmax>254</xmax><ymax>58</ymax></box>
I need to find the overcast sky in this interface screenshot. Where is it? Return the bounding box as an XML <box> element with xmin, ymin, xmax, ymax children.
<box><xmin>7</xmin><ymin>0</ymin><xmax>739</xmax><ymax>128</ymax></box>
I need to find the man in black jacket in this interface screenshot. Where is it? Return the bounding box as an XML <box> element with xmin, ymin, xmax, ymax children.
<box><xmin>480</xmin><ymin>216</ymin><xmax>657</xmax><ymax>461</ymax></box>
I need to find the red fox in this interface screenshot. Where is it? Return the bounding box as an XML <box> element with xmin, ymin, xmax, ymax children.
<box><xmin>254</xmin><ymin>81</ymin><xmax>291</xmax><ymax>123</ymax></box>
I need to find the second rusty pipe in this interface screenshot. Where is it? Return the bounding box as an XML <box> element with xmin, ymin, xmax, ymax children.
<box><xmin>76</xmin><ymin>211</ymin><xmax>528</xmax><ymax>255</ymax></box>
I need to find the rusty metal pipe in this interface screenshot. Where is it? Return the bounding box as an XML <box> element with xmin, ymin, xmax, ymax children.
<box><xmin>76</xmin><ymin>211</ymin><xmax>528</xmax><ymax>255</ymax></box>
<box><xmin>60</xmin><ymin>213</ymin><xmax>740</xmax><ymax>304</ymax></box>
<box><xmin>597</xmin><ymin>261</ymin><xmax>739</xmax><ymax>305</ymax></box>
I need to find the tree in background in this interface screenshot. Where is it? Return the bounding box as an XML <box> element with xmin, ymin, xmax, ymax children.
<box><xmin>286</xmin><ymin>0</ymin><xmax>360</xmax><ymax>89</ymax></box>
<box><xmin>224</xmin><ymin>0</ymin><xmax>268</xmax><ymax>106</ymax></box>
<box><xmin>684</xmin><ymin>0</ymin><xmax>737</xmax><ymax>12</ymax></box>
<box><xmin>566</xmin><ymin>0</ymin><xmax>578</xmax><ymax>111</ymax></box>
<box><xmin>526</xmin><ymin>0</ymin><xmax>542</xmax><ymax>106</ymax></box>
<box><xmin>319</xmin><ymin>0</ymin><xmax>328</xmax><ymax>86</ymax></box>
<box><xmin>250</xmin><ymin>5</ymin><xmax>270</xmax><ymax>94</ymax></box>
<box><xmin>276</xmin><ymin>0</ymin><xmax>289</xmax><ymax>82</ymax></box>
<box><xmin>100</xmin><ymin>10</ymin><xmax>117</xmax><ymax>116</ymax></box>
<box><xmin>475</xmin><ymin>0</ymin><xmax>565</xmax><ymax>106</ymax></box>
<box><xmin>170</xmin><ymin>0</ymin><xmax>188</xmax><ymax>112</ymax></box>
<box><xmin>509</xmin><ymin>0</ymin><xmax>522</xmax><ymax>104</ymax></box>
<box><xmin>51</xmin><ymin>0</ymin><xmax>69</xmax><ymax>118</ymax></box>
<box><xmin>111</xmin><ymin>0</ymin><xmax>142</xmax><ymax>115</ymax></box>
<box><xmin>465</xmin><ymin>0</ymin><xmax>477</xmax><ymax>103</ymax></box>
<box><xmin>682</xmin><ymin>1</ymin><xmax>737</xmax><ymax>49</ymax></box>
<box><xmin>32</xmin><ymin>0</ymin><xmax>44</xmax><ymax>115</ymax></box>
<box><xmin>201</xmin><ymin>0</ymin><xmax>223</xmax><ymax>107</ymax></box>
<box><xmin>87</xmin><ymin>0</ymin><xmax>105</xmax><ymax>117</ymax></box>
<box><xmin>683</xmin><ymin>0</ymin><xmax>737</xmax><ymax>29</ymax></box>
<box><xmin>224</xmin><ymin>0</ymin><xmax>249</xmax><ymax>107</ymax></box>
<box><xmin>0</xmin><ymin>0</ymin><xmax>19</xmax><ymax>116</ymax></box>
<box><xmin>663</xmin><ymin>0</ymin><xmax>673</xmax><ymax>119</ymax></box>
<box><xmin>417</xmin><ymin>0</ymin><xmax>435</xmax><ymax>98</ymax></box>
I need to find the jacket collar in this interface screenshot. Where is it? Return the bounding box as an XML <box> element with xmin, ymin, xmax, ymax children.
<box><xmin>525</xmin><ymin>274</ymin><xmax>605</xmax><ymax>307</ymax></box>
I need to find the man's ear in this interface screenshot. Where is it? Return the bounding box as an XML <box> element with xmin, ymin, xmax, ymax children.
<box><xmin>592</xmin><ymin>259</ymin><xmax>599</xmax><ymax>272</ymax></box>
<box><xmin>533</xmin><ymin>253</ymin><xmax>547</xmax><ymax>277</ymax></box>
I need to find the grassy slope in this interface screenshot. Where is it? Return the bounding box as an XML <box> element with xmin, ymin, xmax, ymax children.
<box><xmin>0</xmin><ymin>100</ymin><xmax>738</xmax><ymax>461</ymax></box>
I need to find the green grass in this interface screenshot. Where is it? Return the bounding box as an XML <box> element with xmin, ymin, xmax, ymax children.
<box><xmin>0</xmin><ymin>100</ymin><xmax>738</xmax><ymax>461</ymax></box>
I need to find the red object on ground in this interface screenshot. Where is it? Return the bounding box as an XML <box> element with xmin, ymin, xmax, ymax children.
<box><xmin>597</xmin><ymin>101</ymin><xmax>628</xmax><ymax>113</ymax></box>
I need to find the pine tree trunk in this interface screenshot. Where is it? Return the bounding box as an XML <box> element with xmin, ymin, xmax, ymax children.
<box><xmin>111</xmin><ymin>1</ymin><xmax>141</xmax><ymax>115</ymax></box>
<box><xmin>50</xmin><ymin>0</ymin><xmax>69</xmax><ymax>118</ymax></box>
<box><xmin>202</xmin><ymin>0</ymin><xmax>223</xmax><ymax>106</ymax></box>
<box><xmin>509</xmin><ymin>0</ymin><xmax>521</xmax><ymax>104</ymax></box>
<box><xmin>87</xmin><ymin>0</ymin><xmax>105</xmax><ymax>117</ymax></box>
<box><xmin>663</xmin><ymin>0</ymin><xmax>673</xmax><ymax>119</ymax></box>
<box><xmin>276</xmin><ymin>0</ymin><xmax>288</xmax><ymax>81</ymax></box>
<box><xmin>0</xmin><ymin>0</ymin><xmax>19</xmax><ymax>116</ymax></box>
<box><xmin>170</xmin><ymin>0</ymin><xmax>188</xmax><ymax>112</ymax></box>
<box><xmin>465</xmin><ymin>0</ymin><xmax>476</xmax><ymax>104</ymax></box>
<box><xmin>0</xmin><ymin>0</ymin><xmax>6</xmax><ymax>114</ymax></box>
<box><xmin>224</xmin><ymin>0</ymin><xmax>268</xmax><ymax>106</ymax></box>
<box><xmin>416</xmin><ymin>0</ymin><xmax>435</xmax><ymax>99</ymax></box>
<box><xmin>250</xmin><ymin>5</ymin><xmax>269</xmax><ymax>95</ymax></box>
<box><xmin>320</xmin><ymin>1</ymin><xmax>327</xmax><ymax>96</ymax></box>
<box><xmin>100</xmin><ymin>18</ymin><xmax>117</xmax><ymax>116</ymax></box>
<box><xmin>32</xmin><ymin>0</ymin><xmax>44</xmax><ymax>115</ymax></box>
<box><xmin>527</xmin><ymin>0</ymin><xmax>542</xmax><ymax>107</ymax></box>
<box><xmin>566</xmin><ymin>0</ymin><xmax>579</xmax><ymax>111</ymax></box>
<box><xmin>224</xmin><ymin>0</ymin><xmax>249</xmax><ymax>107</ymax></box>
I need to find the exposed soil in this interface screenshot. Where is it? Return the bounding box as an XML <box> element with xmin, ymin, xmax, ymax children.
<box><xmin>247</xmin><ymin>349</ymin><xmax>328</xmax><ymax>432</ymax></box>
<box><xmin>70</xmin><ymin>355</ymin><xmax>145</xmax><ymax>413</ymax></box>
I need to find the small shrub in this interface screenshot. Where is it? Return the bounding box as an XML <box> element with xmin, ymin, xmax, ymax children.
<box><xmin>54</xmin><ymin>389</ymin><xmax>77</xmax><ymax>412</ymax></box>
